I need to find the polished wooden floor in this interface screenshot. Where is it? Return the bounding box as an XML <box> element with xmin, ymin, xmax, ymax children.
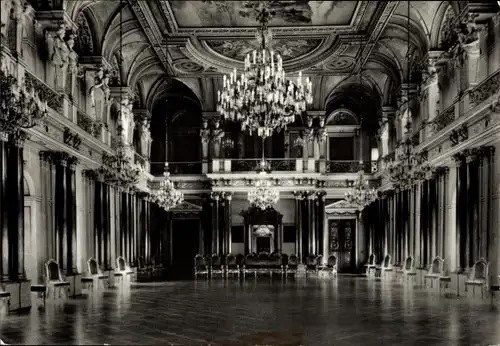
<box><xmin>1</xmin><ymin>277</ymin><xmax>499</xmax><ymax>345</ymax></box>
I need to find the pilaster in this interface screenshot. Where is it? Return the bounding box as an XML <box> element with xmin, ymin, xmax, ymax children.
<box><xmin>488</xmin><ymin>144</ymin><xmax>499</xmax><ymax>286</ymax></box>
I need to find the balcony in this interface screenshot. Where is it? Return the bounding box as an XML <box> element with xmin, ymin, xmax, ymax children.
<box><xmin>150</xmin><ymin>158</ymin><xmax>378</xmax><ymax>177</ymax></box>
<box><xmin>230</xmin><ymin>158</ymin><xmax>296</xmax><ymax>172</ymax></box>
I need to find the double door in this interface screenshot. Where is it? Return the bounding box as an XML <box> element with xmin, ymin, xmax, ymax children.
<box><xmin>328</xmin><ymin>219</ymin><xmax>355</xmax><ymax>273</ymax></box>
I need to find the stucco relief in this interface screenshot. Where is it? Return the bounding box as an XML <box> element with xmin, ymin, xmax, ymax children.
<box><xmin>206</xmin><ymin>38</ymin><xmax>322</xmax><ymax>62</ymax></box>
<box><xmin>169</xmin><ymin>1</ymin><xmax>359</xmax><ymax>28</ymax></box>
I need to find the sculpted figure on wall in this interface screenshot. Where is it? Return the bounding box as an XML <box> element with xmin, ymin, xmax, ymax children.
<box><xmin>66</xmin><ymin>33</ymin><xmax>78</xmax><ymax>74</ymax></box>
<box><xmin>211</xmin><ymin>119</ymin><xmax>225</xmax><ymax>158</ymax></box>
<box><xmin>118</xmin><ymin>96</ymin><xmax>134</xmax><ymax>145</ymax></box>
<box><xmin>304</xmin><ymin>117</ymin><xmax>315</xmax><ymax>158</ymax></box>
<box><xmin>379</xmin><ymin>121</ymin><xmax>389</xmax><ymax>157</ymax></box>
<box><xmin>51</xmin><ymin>24</ymin><xmax>69</xmax><ymax>68</ymax></box>
<box><xmin>199</xmin><ymin>119</ymin><xmax>211</xmax><ymax>159</ymax></box>
<box><xmin>90</xmin><ymin>67</ymin><xmax>110</xmax><ymax>108</ymax></box>
<box><xmin>316</xmin><ymin>117</ymin><xmax>328</xmax><ymax>159</ymax></box>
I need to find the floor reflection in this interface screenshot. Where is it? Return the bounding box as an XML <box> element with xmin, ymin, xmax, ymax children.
<box><xmin>0</xmin><ymin>277</ymin><xmax>499</xmax><ymax>345</ymax></box>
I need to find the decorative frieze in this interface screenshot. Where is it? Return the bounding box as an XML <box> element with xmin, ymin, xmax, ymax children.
<box><xmin>24</xmin><ymin>72</ymin><xmax>62</xmax><ymax>112</ymax></box>
<box><xmin>432</xmin><ymin>106</ymin><xmax>455</xmax><ymax>132</ymax></box>
<box><xmin>469</xmin><ymin>70</ymin><xmax>500</xmax><ymax>105</ymax></box>
<box><xmin>77</xmin><ymin>110</ymin><xmax>103</xmax><ymax>139</ymax></box>
<box><xmin>449</xmin><ymin>123</ymin><xmax>468</xmax><ymax>146</ymax></box>
<box><xmin>62</xmin><ymin>127</ymin><xmax>82</xmax><ymax>150</ymax></box>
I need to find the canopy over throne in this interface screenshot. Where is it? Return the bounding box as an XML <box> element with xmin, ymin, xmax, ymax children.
<box><xmin>240</xmin><ymin>207</ymin><xmax>283</xmax><ymax>254</ymax></box>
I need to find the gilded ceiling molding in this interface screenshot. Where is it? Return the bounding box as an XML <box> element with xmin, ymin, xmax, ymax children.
<box><xmin>352</xmin><ymin>1</ymin><xmax>400</xmax><ymax>74</ymax></box>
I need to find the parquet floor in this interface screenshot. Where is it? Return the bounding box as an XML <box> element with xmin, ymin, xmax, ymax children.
<box><xmin>1</xmin><ymin>277</ymin><xmax>499</xmax><ymax>345</ymax></box>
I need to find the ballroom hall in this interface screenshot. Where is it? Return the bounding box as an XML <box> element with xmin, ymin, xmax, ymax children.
<box><xmin>1</xmin><ymin>0</ymin><xmax>500</xmax><ymax>345</ymax></box>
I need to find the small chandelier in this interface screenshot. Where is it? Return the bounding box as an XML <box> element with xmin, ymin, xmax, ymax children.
<box><xmin>0</xmin><ymin>56</ymin><xmax>48</xmax><ymax>137</ymax></box>
<box><xmin>344</xmin><ymin>172</ymin><xmax>378</xmax><ymax>209</ymax></box>
<box><xmin>100</xmin><ymin>144</ymin><xmax>144</xmax><ymax>189</ymax></box>
<box><xmin>248</xmin><ymin>180</ymin><xmax>279</xmax><ymax>210</ymax></box>
<box><xmin>150</xmin><ymin>162</ymin><xmax>184</xmax><ymax>211</ymax></box>
<box><xmin>386</xmin><ymin>138</ymin><xmax>432</xmax><ymax>191</ymax></box>
<box><xmin>217</xmin><ymin>1</ymin><xmax>313</xmax><ymax>139</ymax></box>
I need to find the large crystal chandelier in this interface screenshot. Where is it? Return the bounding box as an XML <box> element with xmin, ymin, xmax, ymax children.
<box><xmin>386</xmin><ymin>138</ymin><xmax>432</xmax><ymax>191</ymax></box>
<box><xmin>248</xmin><ymin>180</ymin><xmax>279</xmax><ymax>210</ymax></box>
<box><xmin>216</xmin><ymin>1</ymin><xmax>313</xmax><ymax>139</ymax></box>
<box><xmin>344</xmin><ymin>172</ymin><xmax>378</xmax><ymax>209</ymax></box>
<box><xmin>100</xmin><ymin>144</ymin><xmax>144</xmax><ymax>189</ymax></box>
<box><xmin>0</xmin><ymin>56</ymin><xmax>48</xmax><ymax>136</ymax></box>
<box><xmin>150</xmin><ymin>163</ymin><xmax>184</xmax><ymax>211</ymax></box>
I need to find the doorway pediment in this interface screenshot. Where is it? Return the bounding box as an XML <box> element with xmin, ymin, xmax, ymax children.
<box><xmin>170</xmin><ymin>200</ymin><xmax>202</xmax><ymax>214</ymax></box>
<box><xmin>325</xmin><ymin>200</ymin><xmax>359</xmax><ymax>215</ymax></box>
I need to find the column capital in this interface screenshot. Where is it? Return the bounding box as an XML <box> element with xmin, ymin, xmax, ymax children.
<box><xmin>67</xmin><ymin>156</ymin><xmax>79</xmax><ymax>170</ymax></box>
<box><xmin>293</xmin><ymin>191</ymin><xmax>305</xmax><ymax>200</ymax></box>
<box><xmin>222</xmin><ymin>191</ymin><xmax>232</xmax><ymax>201</ymax></box>
<box><xmin>11</xmin><ymin>130</ymin><xmax>28</xmax><ymax>147</ymax></box>
<box><xmin>306</xmin><ymin>191</ymin><xmax>317</xmax><ymax>200</ymax></box>
<box><xmin>210</xmin><ymin>191</ymin><xmax>221</xmax><ymax>201</ymax></box>
<box><xmin>464</xmin><ymin>147</ymin><xmax>482</xmax><ymax>163</ymax></box>
<box><xmin>479</xmin><ymin>145</ymin><xmax>496</xmax><ymax>157</ymax></box>
<box><xmin>452</xmin><ymin>151</ymin><xmax>466</xmax><ymax>166</ymax></box>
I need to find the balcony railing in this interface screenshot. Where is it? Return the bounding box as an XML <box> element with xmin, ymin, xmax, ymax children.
<box><xmin>169</xmin><ymin>161</ymin><xmax>202</xmax><ymax>175</ymax></box>
<box><xmin>134</xmin><ymin>152</ymin><xmax>146</xmax><ymax>167</ymax></box>
<box><xmin>231</xmin><ymin>158</ymin><xmax>296</xmax><ymax>172</ymax></box>
<box><xmin>325</xmin><ymin>161</ymin><xmax>361</xmax><ymax>173</ymax></box>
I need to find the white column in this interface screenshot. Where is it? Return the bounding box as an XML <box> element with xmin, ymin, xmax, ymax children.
<box><xmin>414</xmin><ymin>184</ymin><xmax>422</xmax><ymax>267</ymax></box>
<box><xmin>75</xmin><ymin>166</ymin><xmax>85</xmax><ymax>273</ymax></box>
<box><xmin>445</xmin><ymin>162</ymin><xmax>458</xmax><ymax>273</ymax></box>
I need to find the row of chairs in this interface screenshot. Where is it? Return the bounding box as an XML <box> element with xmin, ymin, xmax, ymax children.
<box><xmin>364</xmin><ymin>253</ymin><xmax>490</xmax><ymax>298</ymax></box>
<box><xmin>194</xmin><ymin>253</ymin><xmax>339</xmax><ymax>278</ymax></box>
<box><xmin>43</xmin><ymin>256</ymin><xmax>136</xmax><ymax>299</ymax></box>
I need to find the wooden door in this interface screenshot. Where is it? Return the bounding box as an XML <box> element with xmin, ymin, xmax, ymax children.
<box><xmin>172</xmin><ymin>219</ymin><xmax>200</xmax><ymax>276</ymax></box>
<box><xmin>328</xmin><ymin>219</ymin><xmax>356</xmax><ymax>273</ymax></box>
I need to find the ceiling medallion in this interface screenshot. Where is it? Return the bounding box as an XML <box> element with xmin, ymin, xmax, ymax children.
<box><xmin>173</xmin><ymin>59</ymin><xmax>204</xmax><ymax>74</ymax></box>
<box><xmin>216</xmin><ymin>1</ymin><xmax>313</xmax><ymax>139</ymax></box>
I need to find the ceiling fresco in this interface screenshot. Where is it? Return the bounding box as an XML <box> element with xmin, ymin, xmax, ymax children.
<box><xmin>107</xmin><ymin>0</ymin><xmax>480</xmax><ymax>113</ymax></box>
<box><xmin>168</xmin><ymin>1</ymin><xmax>359</xmax><ymax>28</ymax></box>
<box><xmin>205</xmin><ymin>38</ymin><xmax>323</xmax><ymax>62</ymax></box>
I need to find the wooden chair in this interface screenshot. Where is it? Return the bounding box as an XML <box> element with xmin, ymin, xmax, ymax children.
<box><xmin>305</xmin><ymin>254</ymin><xmax>321</xmax><ymax>276</ymax></box>
<box><xmin>82</xmin><ymin>257</ymin><xmax>109</xmax><ymax>292</ymax></box>
<box><xmin>285</xmin><ymin>254</ymin><xmax>299</xmax><ymax>276</ymax></box>
<box><xmin>423</xmin><ymin>256</ymin><xmax>450</xmax><ymax>293</ymax></box>
<box><xmin>466</xmin><ymin>258</ymin><xmax>489</xmax><ymax>299</ymax></box>
<box><xmin>396</xmin><ymin>256</ymin><xmax>416</xmax><ymax>283</ymax></box>
<box><xmin>210</xmin><ymin>254</ymin><xmax>225</xmax><ymax>278</ymax></box>
<box><xmin>375</xmin><ymin>254</ymin><xmax>393</xmax><ymax>280</ymax></box>
<box><xmin>364</xmin><ymin>254</ymin><xmax>376</xmax><ymax>278</ymax></box>
<box><xmin>193</xmin><ymin>254</ymin><xmax>209</xmax><ymax>278</ymax></box>
<box><xmin>115</xmin><ymin>256</ymin><xmax>134</xmax><ymax>284</ymax></box>
<box><xmin>225</xmin><ymin>254</ymin><xmax>240</xmax><ymax>278</ymax></box>
<box><xmin>45</xmin><ymin>259</ymin><xmax>70</xmax><ymax>299</ymax></box>
<box><xmin>324</xmin><ymin>255</ymin><xmax>337</xmax><ymax>276</ymax></box>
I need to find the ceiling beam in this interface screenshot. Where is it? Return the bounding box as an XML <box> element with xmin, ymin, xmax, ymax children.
<box><xmin>352</xmin><ymin>1</ymin><xmax>400</xmax><ymax>75</ymax></box>
<box><xmin>128</xmin><ymin>0</ymin><xmax>174</xmax><ymax>76</ymax></box>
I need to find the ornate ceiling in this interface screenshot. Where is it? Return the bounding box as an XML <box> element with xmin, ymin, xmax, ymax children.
<box><xmin>74</xmin><ymin>0</ymin><xmax>489</xmax><ymax>114</ymax></box>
